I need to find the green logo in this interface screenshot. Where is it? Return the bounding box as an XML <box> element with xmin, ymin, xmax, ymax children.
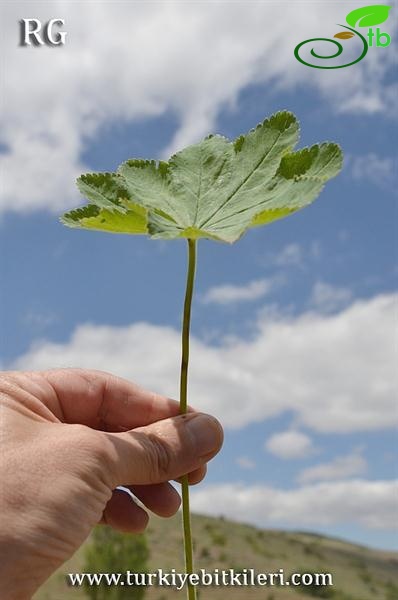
<box><xmin>294</xmin><ymin>4</ymin><xmax>391</xmax><ymax>69</ymax></box>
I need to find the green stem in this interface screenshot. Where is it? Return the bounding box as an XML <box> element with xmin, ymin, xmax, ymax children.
<box><xmin>179</xmin><ymin>238</ymin><xmax>197</xmax><ymax>600</ymax></box>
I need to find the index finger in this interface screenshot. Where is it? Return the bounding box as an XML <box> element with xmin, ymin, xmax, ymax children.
<box><xmin>10</xmin><ymin>368</ymin><xmax>192</xmax><ymax>431</ymax></box>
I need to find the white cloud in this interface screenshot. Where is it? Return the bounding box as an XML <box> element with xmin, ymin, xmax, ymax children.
<box><xmin>310</xmin><ymin>281</ymin><xmax>353</xmax><ymax>313</ymax></box>
<box><xmin>1</xmin><ymin>2</ymin><xmax>396</xmax><ymax>214</ymax></box>
<box><xmin>309</xmin><ymin>240</ymin><xmax>322</xmax><ymax>260</ymax></box>
<box><xmin>201</xmin><ymin>278</ymin><xmax>277</xmax><ymax>305</ymax></box>
<box><xmin>236</xmin><ymin>456</ymin><xmax>256</xmax><ymax>470</ymax></box>
<box><xmin>297</xmin><ymin>447</ymin><xmax>367</xmax><ymax>484</ymax></box>
<box><xmin>265</xmin><ymin>430</ymin><xmax>315</xmax><ymax>460</ymax></box>
<box><xmin>263</xmin><ymin>241</ymin><xmax>322</xmax><ymax>269</ymax></box>
<box><xmin>10</xmin><ymin>293</ymin><xmax>397</xmax><ymax>434</ymax></box>
<box><xmin>338</xmin><ymin>230</ymin><xmax>350</xmax><ymax>243</ymax></box>
<box><xmin>190</xmin><ymin>480</ymin><xmax>398</xmax><ymax>531</ymax></box>
<box><xmin>348</xmin><ymin>153</ymin><xmax>397</xmax><ymax>189</ymax></box>
<box><xmin>22</xmin><ymin>310</ymin><xmax>58</xmax><ymax>330</ymax></box>
<box><xmin>274</xmin><ymin>243</ymin><xmax>304</xmax><ymax>268</ymax></box>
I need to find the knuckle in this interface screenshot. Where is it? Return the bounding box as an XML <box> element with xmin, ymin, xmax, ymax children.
<box><xmin>142</xmin><ymin>432</ymin><xmax>174</xmax><ymax>482</ymax></box>
<box><xmin>56</xmin><ymin>425</ymin><xmax>114</xmax><ymax>500</ymax></box>
<box><xmin>67</xmin><ymin>424</ymin><xmax>112</xmax><ymax>465</ymax></box>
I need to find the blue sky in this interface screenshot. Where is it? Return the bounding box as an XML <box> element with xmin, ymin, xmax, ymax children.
<box><xmin>1</xmin><ymin>1</ymin><xmax>397</xmax><ymax>551</ymax></box>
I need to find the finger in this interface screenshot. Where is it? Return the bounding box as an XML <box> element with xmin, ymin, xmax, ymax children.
<box><xmin>176</xmin><ymin>465</ymin><xmax>207</xmax><ymax>486</ymax></box>
<box><xmin>128</xmin><ymin>483</ymin><xmax>181</xmax><ymax>517</ymax></box>
<box><xmin>28</xmin><ymin>368</ymin><xmax>195</xmax><ymax>430</ymax></box>
<box><xmin>100</xmin><ymin>488</ymin><xmax>149</xmax><ymax>533</ymax></box>
<box><xmin>104</xmin><ymin>412</ymin><xmax>223</xmax><ymax>487</ymax></box>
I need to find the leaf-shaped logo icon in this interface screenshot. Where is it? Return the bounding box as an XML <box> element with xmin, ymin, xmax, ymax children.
<box><xmin>346</xmin><ymin>4</ymin><xmax>391</xmax><ymax>28</ymax></box>
<box><xmin>334</xmin><ymin>32</ymin><xmax>355</xmax><ymax>39</ymax></box>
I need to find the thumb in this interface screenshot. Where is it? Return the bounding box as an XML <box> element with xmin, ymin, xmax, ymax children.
<box><xmin>103</xmin><ymin>413</ymin><xmax>223</xmax><ymax>487</ymax></box>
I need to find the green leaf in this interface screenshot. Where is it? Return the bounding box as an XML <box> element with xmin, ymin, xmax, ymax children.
<box><xmin>60</xmin><ymin>203</ymin><xmax>147</xmax><ymax>235</ymax></box>
<box><xmin>60</xmin><ymin>111</ymin><xmax>342</xmax><ymax>243</ymax></box>
<box><xmin>76</xmin><ymin>172</ymin><xmax>128</xmax><ymax>212</ymax></box>
<box><xmin>251</xmin><ymin>143</ymin><xmax>342</xmax><ymax>229</ymax></box>
<box><xmin>346</xmin><ymin>4</ymin><xmax>391</xmax><ymax>28</ymax></box>
<box><xmin>60</xmin><ymin>172</ymin><xmax>148</xmax><ymax>234</ymax></box>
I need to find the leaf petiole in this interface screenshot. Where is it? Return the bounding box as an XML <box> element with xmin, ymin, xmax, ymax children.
<box><xmin>179</xmin><ymin>238</ymin><xmax>197</xmax><ymax>600</ymax></box>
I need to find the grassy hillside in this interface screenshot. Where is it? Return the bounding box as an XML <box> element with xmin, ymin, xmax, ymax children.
<box><xmin>34</xmin><ymin>513</ymin><xmax>398</xmax><ymax>600</ymax></box>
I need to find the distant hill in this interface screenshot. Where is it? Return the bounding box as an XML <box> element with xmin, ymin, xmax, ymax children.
<box><xmin>34</xmin><ymin>513</ymin><xmax>398</xmax><ymax>599</ymax></box>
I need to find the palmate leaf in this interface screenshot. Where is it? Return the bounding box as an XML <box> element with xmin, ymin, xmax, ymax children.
<box><xmin>60</xmin><ymin>111</ymin><xmax>342</xmax><ymax>243</ymax></box>
<box><xmin>61</xmin><ymin>172</ymin><xmax>148</xmax><ymax>234</ymax></box>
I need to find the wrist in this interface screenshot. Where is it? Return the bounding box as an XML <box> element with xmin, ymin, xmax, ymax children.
<box><xmin>0</xmin><ymin>528</ymin><xmax>46</xmax><ymax>600</ymax></box>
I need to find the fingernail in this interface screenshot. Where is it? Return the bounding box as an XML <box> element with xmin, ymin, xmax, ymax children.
<box><xmin>185</xmin><ymin>414</ymin><xmax>223</xmax><ymax>456</ymax></box>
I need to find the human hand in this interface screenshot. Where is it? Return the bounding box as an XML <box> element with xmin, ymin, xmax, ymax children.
<box><xmin>0</xmin><ymin>368</ymin><xmax>223</xmax><ymax>599</ymax></box>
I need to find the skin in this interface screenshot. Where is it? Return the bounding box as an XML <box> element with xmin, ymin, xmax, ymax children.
<box><xmin>0</xmin><ymin>368</ymin><xmax>223</xmax><ymax>600</ymax></box>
